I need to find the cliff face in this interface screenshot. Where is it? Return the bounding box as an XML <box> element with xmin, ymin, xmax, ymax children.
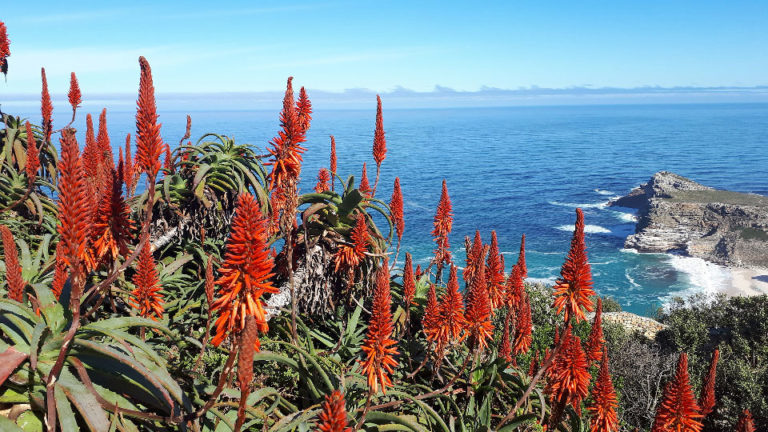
<box><xmin>610</xmin><ymin>171</ymin><xmax>768</xmax><ymax>268</ymax></box>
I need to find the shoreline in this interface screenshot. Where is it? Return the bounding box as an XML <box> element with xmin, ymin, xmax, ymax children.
<box><xmin>725</xmin><ymin>266</ymin><xmax>768</xmax><ymax>297</ymax></box>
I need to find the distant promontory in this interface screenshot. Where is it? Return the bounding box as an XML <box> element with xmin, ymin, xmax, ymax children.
<box><xmin>610</xmin><ymin>171</ymin><xmax>768</xmax><ymax>268</ymax></box>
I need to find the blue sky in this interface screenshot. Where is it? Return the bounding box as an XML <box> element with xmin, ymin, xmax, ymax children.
<box><xmin>1</xmin><ymin>1</ymin><xmax>767</xmax><ymax>97</ymax></box>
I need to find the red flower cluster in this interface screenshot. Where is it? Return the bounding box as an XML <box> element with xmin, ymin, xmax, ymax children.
<box><xmin>547</xmin><ymin>326</ymin><xmax>590</xmax><ymax>420</ymax></box>
<box><xmin>315</xmin><ymin>168</ymin><xmax>331</xmax><ymax>193</ymax></box>
<box><xmin>68</xmin><ymin>72</ymin><xmax>81</xmax><ymax>112</ymax></box>
<box><xmin>211</xmin><ymin>193</ymin><xmax>277</xmax><ymax>349</ymax></box>
<box><xmin>1</xmin><ymin>225</ymin><xmax>24</xmax><ymax>302</ymax></box>
<box><xmin>56</xmin><ymin>130</ymin><xmax>92</xmax><ymax>279</ymax></box>
<box><xmin>553</xmin><ymin>208</ymin><xmax>595</xmax><ymax>323</ymax></box>
<box><xmin>464</xmin><ymin>246</ymin><xmax>493</xmax><ymax>350</ymax></box>
<box><xmin>585</xmin><ymin>298</ymin><xmax>605</xmax><ymax>363</ymax></box>
<box><xmin>422</xmin><ymin>283</ymin><xmax>441</xmax><ymax>343</ymax></box>
<box><xmin>498</xmin><ymin>313</ymin><xmax>512</xmax><ymax>362</ymax></box>
<box><xmin>736</xmin><ymin>410</ymin><xmax>755</xmax><ymax>432</ymax></box>
<box><xmin>329</xmin><ymin>135</ymin><xmax>337</xmax><ymax>190</ymax></box>
<box><xmin>587</xmin><ymin>351</ymin><xmax>619</xmax><ymax>432</ymax></box>
<box><xmin>135</xmin><ymin>57</ymin><xmax>165</xmax><ymax>182</ymax></box>
<box><xmin>517</xmin><ymin>233</ymin><xmax>527</xmax><ymax>278</ymax></box>
<box><xmin>296</xmin><ymin>86</ymin><xmax>312</xmax><ymax>134</ymax></box>
<box><xmin>402</xmin><ymin>252</ymin><xmax>415</xmax><ymax>307</ymax></box>
<box><xmin>129</xmin><ymin>241</ymin><xmax>164</xmax><ymax>320</ymax></box>
<box><xmin>41</xmin><ymin>69</ymin><xmax>53</xmax><ymax>141</ymax></box>
<box><xmin>432</xmin><ymin>180</ymin><xmax>453</xmax><ymax>271</ymax></box>
<box><xmin>486</xmin><ymin>231</ymin><xmax>505</xmax><ymax>309</ymax></box>
<box><xmin>0</xmin><ymin>21</ymin><xmax>9</xmax><ymax>76</ymax></box>
<box><xmin>436</xmin><ymin>266</ymin><xmax>467</xmax><ymax>345</ymax></box>
<box><xmin>317</xmin><ymin>390</ymin><xmax>351</xmax><ymax>432</ymax></box>
<box><xmin>513</xmin><ymin>293</ymin><xmax>532</xmax><ymax>355</ymax></box>
<box><xmin>24</xmin><ymin>122</ymin><xmax>40</xmax><ymax>187</ymax></box>
<box><xmin>652</xmin><ymin>353</ymin><xmax>703</xmax><ymax>432</ymax></box>
<box><xmin>265</xmin><ymin>77</ymin><xmax>308</xmax><ymax>191</ymax></box>
<box><xmin>358</xmin><ymin>163</ymin><xmax>371</xmax><ymax>197</ymax></box>
<box><xmin>360</xmin><ymin>263</ymin><xmax>398</xmax><ymax>394</ymax></box>
<box><xmin>698</xmin><ymin>349</ymin><xmax>719</xmax><ymax>417</ymax></box>
<box><xmin>390</xmin><ymin>177</ymin><xmax>404</xmax><ymax>243</ymax></box>
<box><xmin>372</xmin><ymin>95</ymin><xmax>386</xmax><ymax>168</ymax></box>
<box><xmin>91</xmin><ymin>165</ymin><xmax>134</xmax><ymax>267</ymax></box>
<box><xmin>334</xmin><ymin>213</ymin><xmax>370</xmax><ymax>271</ymax></box>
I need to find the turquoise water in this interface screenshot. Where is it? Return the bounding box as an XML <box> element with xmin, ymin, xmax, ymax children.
<box><xmin>12</xmin><ymin>103</ymin><xmax>768</xmax><ymax>315</ymax></box>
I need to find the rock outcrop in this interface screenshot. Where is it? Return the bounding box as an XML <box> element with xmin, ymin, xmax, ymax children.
<box><xmin>610</xmin><ymin>171</ymin><xmax>768</xmax><ymax>268</ymax></box>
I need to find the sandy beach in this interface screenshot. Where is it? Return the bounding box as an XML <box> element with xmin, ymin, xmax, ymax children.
<box><xmin>726</xmin><ymin>267</ymin><xmax>768</xmax><ymax>297</ymax></box>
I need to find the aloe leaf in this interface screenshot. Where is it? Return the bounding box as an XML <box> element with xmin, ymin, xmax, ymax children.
<box><xmin>54</xmin><ymin>383</ymin><xmax>80</xmax><ymax>432</ymax></box>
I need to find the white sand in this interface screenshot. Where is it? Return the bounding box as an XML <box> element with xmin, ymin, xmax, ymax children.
<box><xmin>724</xmin><ymin>267</ymin><xmax>768</xmax><ymax>297</ymax></box>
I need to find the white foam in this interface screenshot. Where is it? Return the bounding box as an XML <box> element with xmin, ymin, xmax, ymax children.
<box><xmin>548</xmin><ymin>200</ymin><xmax>609</xmax><ymax>209</ymax></box>
<box><xmin>663</xmin><ymin>255</ymin><xmax>731</xmax><ymax>301</ymax></box>
<box><xmin>612</xmin><ymin>211</ymin><xmax>638</xmax><ymax>223</ymax></box>
<box><xmin>625</xmin><ymin>269</ymin><xmax>641</xmax><ymax>289</ymax></box>
<box><xmin>619</xmin><ymin>248</ymin><xmax>639</xmax><ymax>254</ymax></box>
<box><xmin>556</xmin><ymin>224</ymin><xmax>611</xmax><ymax>234</ymax></box>
<box><xmin>594</xmin><ymin>189</ymin><xmax>616</xmax><ymax>196</ymax></box>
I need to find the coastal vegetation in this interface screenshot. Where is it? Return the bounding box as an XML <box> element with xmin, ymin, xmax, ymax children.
<box><xmin>0</xmin><ymin>21</ymin><xmax>766</xmax><ymax>432</ymax></box>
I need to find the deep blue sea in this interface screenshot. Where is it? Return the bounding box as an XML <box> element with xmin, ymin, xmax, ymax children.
<box><xmin>11</xmin><ymin>103</ymin><xmax>768</xmax><ymax>315</ymax></box>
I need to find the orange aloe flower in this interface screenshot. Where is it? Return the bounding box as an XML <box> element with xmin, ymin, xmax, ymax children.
<box><xmin>0</xmin><ymin>20</ymin><xmax>9</xmax><ymax>76</ymax></box>
<box><xmin>1</xmin><ymin>225</ymin><xmax>25</xmax><ymax>302</ymax></box>
<box><xmin>130</xmin><ymin>241</ymin><xmax>164</xmax><ymax>320</ymax></box>
<box><xmin>736</xmin><ymin>410</ymin><xmax>755</xmax><ymax>432</ymax></box>
<box><xmin>358</xmin><ymin>162</ymin><xmax>371</xmax><ymax>197</ymax></box>
<box><xmin>360</xmin><ymin>263</ymin><xmax>398</xmax><ymax>394</ymax></box>
<box><xmin>553</xmin><ymin>208</ymin><xmax>595</xmax><ymax>323</ymax></box>
<box><xmin>422</xmin><ymin>283</ymin><xmax>441</xmax><ymax>343</ymax></box>
<box><xmin>83</xmin><ymin>114</ymin><xmax>99</xmax><ymax>179</ymax></box>
<box><xmin>329</xmin><ymin>135</ymin><xmax>337</xmax><ymax>190</ymax></box>
<box><xmin>296</xmin><ymin>86</ymin><xmax>312</xmax><ymax>134</ymax></box>
<box><xmin>334</xmin><ymin>213</ymin><xmax>370</xmax><ymax>271</ymax></box>
<box><xmin>211</xmin><ymin>192</ymin><xmax>277</xmax><ymax>349</ymax></box>
<box><xmin>437</xmin><ymin>265</ymin><xmax>467</xmax><ymax>345</ymax></box>
<box><xmin>498</xmin><ymin>312</ymin><xmax>512</xmax><ymax>363</ymax></box>
<box><xmin>97</xmin><ymin>108</ymin><xmax>114</xmax><ymax>172</ymax></box>
<box><xmin>486</xmin><ymin>230</ymin><xmax>505</xmax><ymax>309</ymax></box>
<box><xmin>135</xmin><ymin>56</ymin><xmax>164</xmax><ymax>182</ymax></box>
<box><xmin>585</xmin><ymin>297</ymin><xmax>605</xmax><ymax>363</ymax></box>
<box><xmin>68</xmin><ymin>72</ymin><xmax>81</xmax><ymax>112</ymax></box>
<box><xmin>652</xmin><ymin>353</ymin><xmax>703</xmax><ymax>432</ymax></box>
<box><xmin>317</xmin><ymin>390</ymin><xmax>351</xmax><ymax>432</ymax></box>
<box><xmin>517</xmin><ymin>233</ymin><xmax>527</xmax><ymax>278</ymax></box>
<box><xmin>505</xmin><ymin>263</ymin><xmax>525</xmax><ymax>310</ymax></box>
<box><xmin>265</xmin><ymin>77</ymin><xmax>307</xmax><ymax>191</ymax></box>
<box><xmin>123</xmin><ymin>134</ymin><xmax>135</xmax><ymax>195</ymax></box>
<box><xmin>315</xmin><ymin>168</ymin><xmax>331</xmax><ymax>193</ymax></box>
<box><xmin>432</xmin><ymin>180</ymin><xmax>453</xmax><ymax>271</ymax></box>
<box><xmin>698</xmin><ymin>349</ymin><xmax>719</xmax><ymax>417</ymax></box>
<box><xmin>372</xmin><ymin>95</ymin><xmax>386</xmax><ymax>167</ymax></box>
<box><xmin>25</xmin><ymin>122</ymin><xmax>39</xmax><ymax>187</ymax></box>
<box><xmin>463</xmin><ymin>231</ymin><xmax>483</xmax><ymax>284</ymax></box>
<box><xmin>40</xmin><ymin>68</ymin><xmax>53</xmax><ymax>142</ymax></box>
<box><xmin>529</xmin><ymin>351</ymin><xmax>540</xmax><ymax>377</ymax></box>
<box><xmin>546</xmin><ymin>326</ymin><xmax>590</xmax><ymax>420</ymax></box>
<box><xmin>513</xmin><ymin>292</ymin><xmax>532</xmax><ymax>355</ymax></box>
<box><xmin>587</xmin><ymin>351</ymin><xmax>619</xmax><ymax>432</ymax></box>
<box><xmin>464</xmin><ymin>246</ymin><xmax>494</xmax><ymax>351</ymax></box>
<box><xmin>91</xmin><ymin>166</ymin><xmax>134</xmax><ymax>267</ymax></box>
<box><xmin>56</xmin><ymin>130</ymin><xmax>92</xmax><ymax>276</ymax></box>
<box><xmin>402</xmin><ymin>252</ymin><xmax>415</xmax><ymax>307</ymax></box>
<box><xmin>390</xmin><ymin>177</ymin><xmax>404</xmax><ymax>243</ymax></box>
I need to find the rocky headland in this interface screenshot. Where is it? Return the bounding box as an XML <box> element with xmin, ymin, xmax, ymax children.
<box><xmin>610</xmin><ymin>171</ymin><xmax>768</xmax><ymax>268</ymax></box>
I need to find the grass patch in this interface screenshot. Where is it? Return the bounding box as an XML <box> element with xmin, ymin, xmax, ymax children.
<box><xmin>737</xmin><ymin>227</ymin><xmax>768</xmax><ymax>241</ymax></box>
<box><xmin>664</xmin><ymin>189</ymin><xmax>768</xmax><ymax>206</ymax></box>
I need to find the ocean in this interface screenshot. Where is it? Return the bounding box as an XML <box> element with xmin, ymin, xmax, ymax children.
<box><xmin>9</xmin><ymin>102</ymin><xmax>768</xmax><ymax>315</ymax></box>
